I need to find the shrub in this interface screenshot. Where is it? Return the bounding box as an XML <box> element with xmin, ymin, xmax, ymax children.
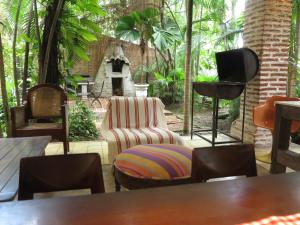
<box><xmin>69</xmin><ymin>101</ymin><xmax>99</xmax><ymax>141</ymax></box>
<box><xmin>228</xmin><ymin>98</ymin><xmax>240</xmax><ymax>123</ymax></box>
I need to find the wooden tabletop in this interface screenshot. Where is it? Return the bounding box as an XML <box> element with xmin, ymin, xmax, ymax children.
<box><xmin>0</xmin><ymin>136</ymin><xmax>51</xmax><ymax>202</ymax></box>
<box><xmin>1</xmin><ymin>172</ymin><xmax>300</xmax><ymax>225</ymax></box>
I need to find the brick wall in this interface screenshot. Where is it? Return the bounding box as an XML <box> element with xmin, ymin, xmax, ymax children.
<box><xmin>72</xmin><ymin>36</ymin><xmax>156</xmax><ymax>80</ymax></box>
<box><xmin>127</xmin><ymin>0</ymin><xmax>160</xmax><ymax>11</ymax></box>
<box><xmin>231</xmin><ymin>0</ymin><xmax>292</xmax><ymax>147</ymax></box>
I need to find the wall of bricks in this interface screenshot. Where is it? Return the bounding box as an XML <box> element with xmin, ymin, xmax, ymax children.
<box><xmin>72</xmin><ymin>36</ymin><xmax>156</xmax><ymax>80</ymax></box>
<box><xmin>231</xmin><ymin>0</ymin><xmax>292</xmax><ymax>147</ymax></box>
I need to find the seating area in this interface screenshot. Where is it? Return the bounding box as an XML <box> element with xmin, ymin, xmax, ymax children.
<box><xmin>1</xmin><ymin>0</ymin><xmax>300</xmax><ymax>224</ymax></box>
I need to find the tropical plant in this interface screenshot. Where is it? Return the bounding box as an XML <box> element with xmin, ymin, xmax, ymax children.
<box><xmin>69</xmin><ymin>101</ymin><xmax>98</xmax><ymax>141</ymax></box>
<box><xmin>115</xmin><ymin>8</ymin><xmax>159</xmax><ymax>83</ymax></box>
<box><xmin>0</xmin><ymin>25</ymin><xmax>11</xmax><ymax>136</ymax></box>
<box><xmin>116</xmin><ymin>7</ymin><xmax>181</xmax><ymax>83</ymax></box>
<box><xmin>39</xmin><ymin>0</ymin><xmax>105</xmax><ymax>84</ymax></box>
<box><xmin>149</xmin><ymin>68</ymin><xmax>184</xmax><ymax>104</ymax></box>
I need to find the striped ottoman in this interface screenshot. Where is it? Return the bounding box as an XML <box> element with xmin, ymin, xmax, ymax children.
<box><xmin>114</xmin><ymin>144</ymin><xmax>192</xmax><ymax>190</ymax></box>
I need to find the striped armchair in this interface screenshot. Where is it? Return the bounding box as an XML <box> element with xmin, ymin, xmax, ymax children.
<box><xmin>101</xmin><ymin>97</ymin><xmax>184</xmax><ymax>162</ymax></box>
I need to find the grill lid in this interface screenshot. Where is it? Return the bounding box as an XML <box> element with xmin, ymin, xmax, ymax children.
<box><xmin>216</xmin><ymin>48</ymin><xmax>259</xmax><ymax>83</ymax></box>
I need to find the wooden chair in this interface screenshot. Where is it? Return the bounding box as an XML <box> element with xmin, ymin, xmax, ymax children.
<box><xmin>11</xmin><ymin>84</ymin><xmax>69</xmax><ymax>154</ymax></box>
<box><xmin>253</xmin><ymin>96</ymin><xmax>300</xmax><ymax>163</ymax></box>
<box><xmin>90</xmin><ymin>81</ymin><xmax>104</xmax><ymax>107</ymax></box>
<box><xmin>253</xmin><ymin>96</ymin><xmax>300</xmax><ymax>133</ymax></box>
<box><xmin>18</xmin><ymin>153</ymin><xmax>105</xmax><ymax>200</ymax></box>
<box><xmin>192</xmin><ymin>144</ymin><xmax>257</xmax><ymax>183</ymax></box>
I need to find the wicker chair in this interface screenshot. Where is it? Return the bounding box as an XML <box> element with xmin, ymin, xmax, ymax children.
<box><xmin>11</xmin><ymin>84</ymin><xmax>69</xmax><ymax>154</ymax></box>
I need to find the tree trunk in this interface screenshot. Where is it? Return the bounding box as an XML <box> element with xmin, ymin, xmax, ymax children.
<box><xmin>39</xmin><ymin>0</ymin><xmax>65</xmax><ymax>84</ymax></box>
<box><xmin>22</xmin><ymin>2</ymin><xmax>34</xmax><ymax>101</ymax></box>
<box><xmin>140</xmin><ymin>37</ymin><xmax>146</xmax><ymax>83</ymax></box>
<box><xmin>145</xmin><ymin>44</ymin><xmax>150</xmax><ymax>83</ymax></box>
<box><xmin>183</xmin><ymin>0</ymin><xmax>193</xmax><ymax>134</ymax></box>
<box><xmin>34</xmin><ymin>0</ymin><xmax>42</xmax><ymax>79</ymax></box>
<box><xmin>12</xmin><ymin>0</ymin><xmax>22</xmax><ymax>106</ymax></box>
<box><xmin>160</xmin><ymin>0</ymin><xmax>165</xmax><ymax>28</ymax></box>
<box><xmin>195</xmin><ymin>5</ymin><xmax>203</xmax><ymax>77</ymax></box>
<box><xmin>0</xmin><ymin>32</ymin><xmax>11</xmax><ymax>136</ymax></box>
<box><xmin>288</xmin><ymin>1</ymin><xmax>300</xmax><ymax>97</ymax></box>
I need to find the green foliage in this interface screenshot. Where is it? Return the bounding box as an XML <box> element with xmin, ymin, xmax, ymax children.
<box><xmin>194</xmin><ymin>75</ymin><xmax>217</xmax><ymax>82</ymax></box>
<box><xmin>116</xmin><ymin>8</ymin><xmax>160</xmax><ymax>42</ymax></box>
<box><xmin>0</xmin><ymin>95</ymin><xmax>16</xmax><ymax>136</ymax></box>
<box><xmin>149</xmin><ymin>68</ymin><xmax>184</xmax><ymax>104</ymax></box>
<box><xmin>60</xmin><ymin>0</ymin><xmax>105</xmax><ymax>74</ymax></box>
<box><xmin>228</xmin><ymin>98</ymin><xmax>240</xmax><ymax>122</ymax></box>
<box><xmin>69</xmin><ymin>101</ymin><xmax>98</xmax><ymax>141</ymax></box>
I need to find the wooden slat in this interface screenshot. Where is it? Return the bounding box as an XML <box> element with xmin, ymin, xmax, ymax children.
<box><xmin>0</xmin><ymin>136</ymin><xmax>50</xmax><ymax>202</ymax></box>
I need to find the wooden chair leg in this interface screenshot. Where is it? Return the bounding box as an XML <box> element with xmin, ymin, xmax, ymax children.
<box><xmin>115</xmin><ymin>179</ymin><xmax>121</xmax><ymax>192</ymax></box>
<box><xmin>63</xmin><ymin>139</ymin><xmax>69</xmax><ymax>155</ymax></box>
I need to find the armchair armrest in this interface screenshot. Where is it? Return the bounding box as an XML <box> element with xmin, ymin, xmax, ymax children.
<box><xmin>11</xmin><ymin>106</ymin><xmax>27</xmax><ymax>135</ymax></box>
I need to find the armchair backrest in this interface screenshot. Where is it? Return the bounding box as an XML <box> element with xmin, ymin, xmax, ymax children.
<box><xmin>27</xmin><ymin>84</ymin><xmax>67</xmax><ymax>119</ymax></box>
<box><xmin>101</xmin><ymin>97</ymin><xmax>168</xmax><ymax>130</ymax></box>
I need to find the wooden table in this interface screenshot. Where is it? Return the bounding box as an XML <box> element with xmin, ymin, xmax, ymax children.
<box><xmin>0</xmin><ymin>136</ymin><xmax>51</xmax><ymax>202</ymax></box>
<box><xmin>271</xmin><ymin>101</ymin><xmax>300</xmax><ymax>173</ymax></box>
<box><xmin>1</xmin><ymin>172</ymin><xmax>300</xmax><ymax>225</ymax></box>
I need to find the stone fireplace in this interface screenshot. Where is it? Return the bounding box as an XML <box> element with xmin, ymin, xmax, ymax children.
<box><xmin>94</xmin><ymin>45</ymin><xmax>135</xmax><ymax>97</ymax></box>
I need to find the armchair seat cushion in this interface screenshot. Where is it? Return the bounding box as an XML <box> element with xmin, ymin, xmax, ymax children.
<box><xmin>105</xmin><ymin>127</ymin><xmax>184</xmax><ymax>161</ymax></box>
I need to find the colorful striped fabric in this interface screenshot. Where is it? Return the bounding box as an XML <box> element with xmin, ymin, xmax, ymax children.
<box><xmin>114</xmin><ymin>144</ymin><xmax>192</xmax><ymax>180</ymax></box>
<box><xmin>101</xmin><ymin>97</ymin><xmax>184</xmax><ymax>163</ymax></box>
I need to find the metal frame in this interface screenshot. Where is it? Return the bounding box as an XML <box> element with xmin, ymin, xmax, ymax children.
<box><xmin>191</xmin><ymin>84</ymin><xmax>247</xmax><ymax>146</ymax></box>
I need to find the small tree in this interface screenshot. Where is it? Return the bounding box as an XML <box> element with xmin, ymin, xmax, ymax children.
<box><xmin>116</xmin><ymin>7</ymin><xmax>180</xmax><ymax>83</ymax></box>
<box><xmin>116</xmin><ymin>8</ymin><xmax>159</xmax><ymax>83</ymax></box>
<box><xmin>183</xmin><ymin>0</ymin><xmax>193</xmax><ymax>134</ymax></box>
<box><xmin>69</xmin><ymin>101</ymin><xmax>98</xmax><ymax>141</ymax></box>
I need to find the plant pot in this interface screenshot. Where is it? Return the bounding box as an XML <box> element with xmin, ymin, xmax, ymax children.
<box><xmin>134</xmin><ymin>84</ymin><xmax>149</xmax><ymax>97</ymax></box>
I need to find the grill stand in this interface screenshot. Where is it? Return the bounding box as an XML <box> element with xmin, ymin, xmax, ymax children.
<box><xmin>191</xmin><ymin>84</ymin><xmax>247</xmax><ymax>146</ymax></box>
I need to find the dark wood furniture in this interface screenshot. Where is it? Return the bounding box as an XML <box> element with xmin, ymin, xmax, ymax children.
<box><xmin>191</xmin><ymin>48</ymin><xmax>259</xmax><ymax>146</ymax></box>
<box><xmin>18</xmin><ymin>153</ymin><xmax>105</xmax><ymax>200</ymax></box>
<box><xmin>271</xmin><ymin>101</ymin><xmax>300</xmax><ymax>173</ymax></box>
<box><xmin>253</xmin><ymin>96</ymin><xmax>300</xmax><ymax>133</ymax></box>
<box><xmin>192</xmin><ymin>144</ymin><xmax>257</xmax><ymax>182</ymax></box>
<box><xmin>1</xmin><ymin>173</ymin><xmax>300</xmax><ymax>225</ymax></box>
<box><xmin>0</xmin><ymin>136</ymin><xmax>50</xmax><ymax>202</ymax></box>
<box><xmin>11</xmin><ymin>84</ymin><xmax>69</xmax><ymax>155</ymax></box>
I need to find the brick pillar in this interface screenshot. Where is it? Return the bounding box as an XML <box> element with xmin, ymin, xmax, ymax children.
<box><xmin>231</xmin><ymin>0</ymin><xmax>292</xmax><ymax>147</ymax></box>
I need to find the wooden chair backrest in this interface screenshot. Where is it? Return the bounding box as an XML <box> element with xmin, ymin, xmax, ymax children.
<box><xmin>27</xmin><ymin>84</ymin><xmax>67</xmax><ymax>119</ymax></box>
<box><xmin>192</xmin><ymin>144</ymin><xmax>257</xmax><ymax>182</ymax></box>
<box><xmin>18</xmin><ymin>153</ymin><xmax>105</xmax><ymax>200</ymax></box>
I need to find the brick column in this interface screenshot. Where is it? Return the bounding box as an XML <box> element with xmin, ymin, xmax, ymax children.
<box><xmin>231</xmin><ymin>0</ymin><xmax>292</xmax><ymax>147</ymax></box>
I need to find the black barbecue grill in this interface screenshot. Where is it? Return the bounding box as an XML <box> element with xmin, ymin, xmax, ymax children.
<box><xmin>191</xmin><ymin>48</ymin><xmax>259</xmax><ymax>145</ymax></box>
